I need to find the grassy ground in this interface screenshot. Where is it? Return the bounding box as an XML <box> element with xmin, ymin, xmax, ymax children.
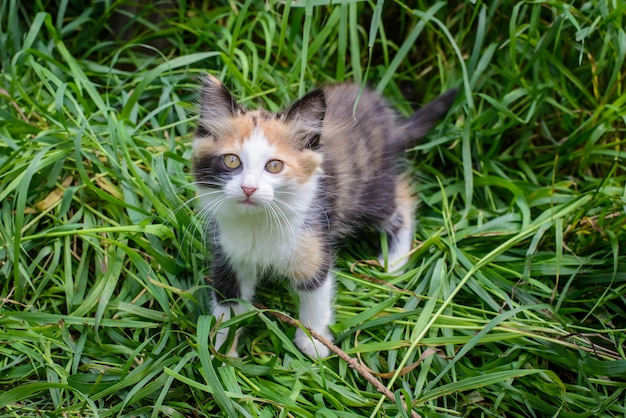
<box><xmin>1</xmin><ymin>0</ymin><xmax>625</xmax><ymax>416</ymax></box>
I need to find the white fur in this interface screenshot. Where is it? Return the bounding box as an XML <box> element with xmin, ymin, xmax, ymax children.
<box><xmin>380</xmin><ymin>219</ymin><xmax>414</xmax><ymax>272</ymax></box>
<box><xmin>197</xmin><ymin>129</ymin><xmax>320</xmax><ymax>264</ymax></box>
<box><xmin>203</xmin><ymin>128</ymin><xmax>330</xmax><ymax>357</ymax></box>
<box><xmin>294</xmin><ymin>272</ymin><xmax>334</xmax><ymax>358</ymax></box>
<box><xmin>219</xmin><ymin>130</ymin><xmax>318</xmax><ymax>264</ymax></box>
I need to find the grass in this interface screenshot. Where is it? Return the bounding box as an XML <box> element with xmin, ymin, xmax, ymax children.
<box><xmin>1</xmin><ymin>0</ymin><xmax>625</xmax><ymax>416</ymax></box>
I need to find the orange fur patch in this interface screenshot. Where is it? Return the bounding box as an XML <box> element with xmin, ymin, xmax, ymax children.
<box><xmin>288</xmin><ymin>229</ymin><xmax>326</xmax><ymax>284</ymax></box>
<box><xmin>394</xmin><ymin>177</ymin><xmax>415</xmax><ymax>220</ymax></box>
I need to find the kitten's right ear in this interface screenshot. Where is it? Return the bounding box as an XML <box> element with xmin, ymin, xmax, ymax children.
<box><xmin>196</xmin><ymin>74</ymin><xmax>242</xmax><ymax>137</ymax></box>
<box><xmin>281</xmin><ymin>88</ymin><xmax>326</xmax><ymax>149</ymax></box>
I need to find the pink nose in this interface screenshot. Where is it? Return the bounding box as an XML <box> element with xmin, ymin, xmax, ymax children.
<box><xmin>241</xmin><ymin>186</ymin><xmax>257</xmax><ymax>197</ymax></box>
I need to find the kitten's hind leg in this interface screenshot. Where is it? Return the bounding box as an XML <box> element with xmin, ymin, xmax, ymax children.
<box><xmin>294</xmin><ymin>271</ymin><xmax>334</xmax><ymax>358</ymax></box>
<box><xmin>379</xmin><ymin>179</ymin><xmax>416</xmax><ymax>272</ymax></box>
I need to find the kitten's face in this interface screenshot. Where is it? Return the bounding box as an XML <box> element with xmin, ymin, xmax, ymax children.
<box><xmin>193</xmin><ymin>111</ymin><xmax>323</xmax><ymax>218</ymax></box>
<box><xmin>193</xmin><ymin>76</ymin><xmax>326</xmax><ymax>222</ymax></box>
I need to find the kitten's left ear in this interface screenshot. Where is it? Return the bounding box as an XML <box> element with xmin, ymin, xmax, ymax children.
<box><xmin>281</xmin><ymin>88</ymin><xmax>326</xmax><ymax>149</ymax></box>
<box><xmin>196</xmin><ymin>74</ymin><xmax>243</xmax><ymax>137</ymax></box>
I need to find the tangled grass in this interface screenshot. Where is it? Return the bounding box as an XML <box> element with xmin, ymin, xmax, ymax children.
<box><xmin>1</xmin><ymin>0</ymin><xmax>625</xmax><ymax>416</ymax></box>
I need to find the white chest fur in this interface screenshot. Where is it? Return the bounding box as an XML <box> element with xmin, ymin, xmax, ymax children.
<box><xmin>217</xmin><ymin>211</ymin><xmax>300</xmax><ymax>269</ymax></box>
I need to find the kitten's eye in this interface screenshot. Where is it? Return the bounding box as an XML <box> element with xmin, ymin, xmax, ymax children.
<box><xmin>222</xmin><ymin>154</ymin><xmax>241</xmax><ymax>169</ymax></box>
<box><xmin>265</xmin><ymin>160</ymin><xmax>284</xmax><ymax>174</ymax></box>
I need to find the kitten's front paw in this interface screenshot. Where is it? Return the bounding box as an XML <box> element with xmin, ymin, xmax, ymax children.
<box><xmin>223</xmin><ymin>346</ymin><xmax>240</xmax><ymax>358</ymax></box>
<box><xmin>210</xmin><ymin>347</ymin><xmax>239</xmax><ymax>363</ymax></box>
<box><xmin>378</xmin><ymin>253</ymin><xmax>409</xmax><ymax>273</ymax></box>
<box><xmin>213</xmin><ymin>329</ymin><xmax>240</xmax><ymax>358</ymax></box>
<box><xmin>294</xmin><ymin>328</ymin><xmax>331</xmax><ymax>359</ymax></box>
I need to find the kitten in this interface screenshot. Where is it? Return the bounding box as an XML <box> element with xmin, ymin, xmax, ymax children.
<box><xmin>192</xmin><ymin>75</ymin><xmax>457</xmax><ymax>358</ymax></box>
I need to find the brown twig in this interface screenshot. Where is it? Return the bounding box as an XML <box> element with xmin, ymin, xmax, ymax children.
<box><xmin>0</xmin><ymin>88</ymin><xmax>29</xmax><ymax>122</ymax></box>
<box><xmin>254</xmin><ymin>303</ymin><xmax>422</xmax><ymax>418</ymax></box>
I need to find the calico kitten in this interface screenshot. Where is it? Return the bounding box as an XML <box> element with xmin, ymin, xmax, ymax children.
<box><xmin>193</xmin><ymin>75</ymin><xmax>457</xmax><ymax>358</ymax></box>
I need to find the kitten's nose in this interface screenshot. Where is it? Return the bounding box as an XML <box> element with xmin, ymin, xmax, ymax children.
<box><xmin>241</xmin><ymin>186</ymin><xmax>257</xmax><ymax>197</ymax></box>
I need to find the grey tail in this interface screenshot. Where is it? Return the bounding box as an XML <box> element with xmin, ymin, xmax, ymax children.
<box><xmin>396</xmin><ymin>87</ymin><xmax>458</xmax><ymax>150</ymax></box>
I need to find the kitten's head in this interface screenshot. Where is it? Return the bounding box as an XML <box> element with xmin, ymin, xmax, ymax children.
<box><xmin>193</xmin><ymin>75</ymin><xmax>326</xmax><ymax>220</ymax></box>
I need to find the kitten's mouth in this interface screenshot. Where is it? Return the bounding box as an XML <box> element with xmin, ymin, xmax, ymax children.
<box><xmin>241</xmin><ymin>198</ymin><xmax>256</xmax><ymax>206</ymax></box>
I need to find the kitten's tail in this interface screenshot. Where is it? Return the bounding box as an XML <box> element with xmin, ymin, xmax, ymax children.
<box><xmin>397</xmin><ymin>88</ymin><xmax>459</xmax><ymax>150</ymax></box>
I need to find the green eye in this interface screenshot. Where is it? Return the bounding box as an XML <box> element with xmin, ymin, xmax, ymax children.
<box><xmin>265</xmin><ymin>160</ymin><xmax>284</xmax><ymax>173</ymax></box>
<box><xmin>223</xmin><ymin>154</ymin><xmax>241</xmax><ymax>169</ymax></box>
